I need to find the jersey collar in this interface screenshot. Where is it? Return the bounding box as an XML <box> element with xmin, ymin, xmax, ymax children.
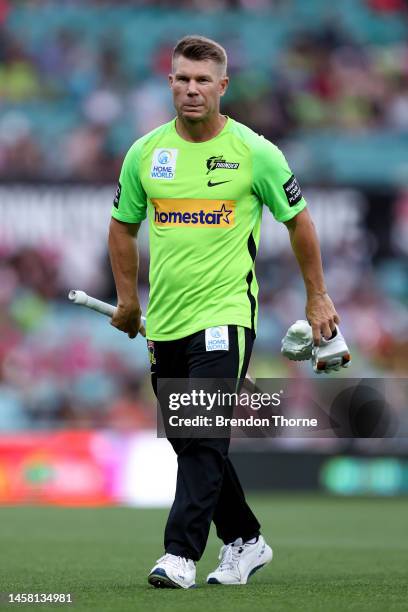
<box><xmin>171</xmin><ymin>116</ymin><xmax>231</xmax><ymax>146</ymax></box>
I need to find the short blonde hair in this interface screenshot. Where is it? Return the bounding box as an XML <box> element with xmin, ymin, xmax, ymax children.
<box><xmin>172</xmin><ymin>35</ymin><xmax>227</xmax><ymax>75</ymax></box>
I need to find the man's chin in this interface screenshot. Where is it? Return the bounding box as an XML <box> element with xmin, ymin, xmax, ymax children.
<box><xmin>180</xmin><ymin>109</ymin><xmax>206</xmax><ymax>122</ymax></box>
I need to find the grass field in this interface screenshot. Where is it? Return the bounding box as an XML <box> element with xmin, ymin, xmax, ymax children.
<box><xmin>1</xmin><ymin>495</ymin><xmax>407</xmax><ymax>611</ymax></box>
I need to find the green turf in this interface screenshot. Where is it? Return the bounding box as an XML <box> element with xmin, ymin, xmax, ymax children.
<box><xmin>1</xmin><ymin>495</ymin><xmax>407</xmax><ymax>611</ymax></box>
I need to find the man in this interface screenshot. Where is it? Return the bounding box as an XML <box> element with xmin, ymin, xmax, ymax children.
<box><xmin>108</xmin><ymin>35</ymin><xmax>340</xmax><ymax>589</ymax></box>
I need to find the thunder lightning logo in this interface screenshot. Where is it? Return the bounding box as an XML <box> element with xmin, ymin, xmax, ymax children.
<box><xmin>206</xmin><ymin>156</ymin><xmax>240</xmax><ymax>174</ymax></box>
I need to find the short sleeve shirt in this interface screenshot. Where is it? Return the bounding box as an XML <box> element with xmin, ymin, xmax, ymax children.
<box><xmin>111</xmin><ymin>117</ymin><xmax>306</xmax><ymax>340</ymax></box>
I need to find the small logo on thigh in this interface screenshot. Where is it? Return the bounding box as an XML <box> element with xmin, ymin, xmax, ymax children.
<box><xmin>205</xmin><ymin>326</ymin><xmax>229</xmax><ymax>351</ymax></box>
<box><xmin>147</xmin><ymin>340</ymin><xmax>156</xmax><ymax>364</ymax></box>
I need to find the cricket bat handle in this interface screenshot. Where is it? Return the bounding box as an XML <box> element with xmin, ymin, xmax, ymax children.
<box><xmin>68</xmin><ymin>290</ymin><xmax>146</xmax><ymax>326</ymax></box>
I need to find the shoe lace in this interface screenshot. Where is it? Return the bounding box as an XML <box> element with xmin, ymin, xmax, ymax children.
<box><xmin>156</xmin><ymin>554</ymin><xmax>192</xmax><ymax>571</ymax></box>
<box><xmin>218</xmin><ymin>542</ymin><xmax>244</xmax><ymax>571</ymax></box>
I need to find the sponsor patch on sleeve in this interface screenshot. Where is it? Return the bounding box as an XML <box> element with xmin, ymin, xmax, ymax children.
<box><xmin>113</xmin><ymin>181</ymin><xmax>122</xmax><ymax>209</ymax></box>
<box><xmin>283</xmin><ymin>175</ymin><xmax>303</xmax><ymax>207</ymax></box>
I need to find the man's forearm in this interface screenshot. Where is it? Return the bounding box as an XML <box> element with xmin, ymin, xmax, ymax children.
<box><xmin>108</xmin><ymin>218</ymin><xmax>140</xmax><ymax>305</ymax></box>
<box><xmin>285</xmin><ymin>209</ymin><xmax>326</xmax><ymax>298</ymax></box>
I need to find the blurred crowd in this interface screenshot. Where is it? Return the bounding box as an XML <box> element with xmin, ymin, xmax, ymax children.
<box><xmin>0</xmin><ymin>242</ymin><xmax>154</xmax><ymax>431</ymax></box>
<box><xmin>0</xmin><ymin>0</ymin><xmax>407</xmax><ymax>180</ymax></box>
<box><xmin>4</xmin><ymin>0</ymin><xmax>408</xmax><ymax>13</ymax></box>
<box><xmin>0</xmin><ymin>248</ymin><xmax>155</xmax><ymax>431</ymax></box>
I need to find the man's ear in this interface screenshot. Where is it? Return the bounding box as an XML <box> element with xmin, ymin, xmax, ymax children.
<box><xmin>219</xmin><ymin>76</ymin><xmax>229</xmax><ymax>97</ymax></box>
<box><xmin>168</xmin><ymin>73</ymin><xmax>174</xmax><ymax>88</ymax></box>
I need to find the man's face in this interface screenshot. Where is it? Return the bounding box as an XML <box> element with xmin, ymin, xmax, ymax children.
<box><xmin>169</xmin><ymin>56</ymin><xmax>229</xmax><ymax>122</ymax></box>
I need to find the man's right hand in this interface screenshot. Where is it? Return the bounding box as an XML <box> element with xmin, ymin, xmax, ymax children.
<box><xmin>110</xmin><ymin>300</ymin><xmax>145</xmax><ymax>339</ymax></box>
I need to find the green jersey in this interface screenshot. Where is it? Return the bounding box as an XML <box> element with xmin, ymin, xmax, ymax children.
<box><xmin>111</xmin><ymin>117</ymin><xmax>306</xmax><ymax>341</ymax></box>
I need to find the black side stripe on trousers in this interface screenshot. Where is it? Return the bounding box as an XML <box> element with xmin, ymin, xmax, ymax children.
<box><xmin>246</xmin><ymin>231</ymin><xmax>257</xmax><ymax>334</ymax></box>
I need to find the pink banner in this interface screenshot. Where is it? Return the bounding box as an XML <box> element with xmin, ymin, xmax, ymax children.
<box><xmin>0</xmin><ymin>431</ymin><xmax>119</xmax><ymax>506</ymax></box>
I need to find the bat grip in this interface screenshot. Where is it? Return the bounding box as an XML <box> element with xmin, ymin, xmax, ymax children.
<box><xmin>68</xmin><ymin>290</ymin><xmax>146</xmax><ymax>326</ymax></box>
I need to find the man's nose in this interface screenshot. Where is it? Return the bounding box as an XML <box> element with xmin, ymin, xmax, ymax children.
<box><xmin>187</xmin><ymin>80</ymin><xmax>199</xmax><ymax>95</ymax></box>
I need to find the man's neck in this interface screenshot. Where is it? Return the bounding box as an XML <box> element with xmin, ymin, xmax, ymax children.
<box><xmin>175</xmin><ymin>113</ymin><xmax>227</xmax><ymax>143</ymax></box>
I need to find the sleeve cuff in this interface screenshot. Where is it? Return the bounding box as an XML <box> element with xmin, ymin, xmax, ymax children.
<box><xmin>111</xmin><ymin>207</ymin><xmax>146</xmax><ymax>223</ymax></box>
<box><xmin>274</xmin><ymin>198</ymin><xmax>307</xmax><ymax>223</ymax></box>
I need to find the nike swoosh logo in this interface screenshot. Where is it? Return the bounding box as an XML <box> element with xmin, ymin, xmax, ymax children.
<box><xmin>207</xmin><ymin>180</ymin><xmax>231</xmax><ymax>187</ymax></box>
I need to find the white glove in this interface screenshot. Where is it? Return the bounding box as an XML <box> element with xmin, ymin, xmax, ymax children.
<box><xmin>312</xmin><ymin>326</ymin><xmax>351</xmax><ymax>374</ymax></box>
<box><xmin>281</xmin><ymin>320</ymin><xmax>351</xmax><ymax>373</ymax></box>
<box><xmin>281</xmin><ymin>320</ymin><xmax>313</xmax><ymax>361</ymax></box>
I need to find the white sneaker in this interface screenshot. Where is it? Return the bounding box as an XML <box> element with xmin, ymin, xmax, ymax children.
<box><xmin>207</xmin><ymin>535</ymin><xmax>273</xmax><ymax>585</ymax></box>
<box><xmin>148</xmin><ymin>553</ymin><xmax>196</xmax><ymax>589</ymax></box>
<box><xmin>312</xmin><ymin>327</ymin><xmax>351</xmax><ymax>373</ymax></box>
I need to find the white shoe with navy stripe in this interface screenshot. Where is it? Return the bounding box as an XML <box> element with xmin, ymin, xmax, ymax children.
<box><xmin>148</xmin><ymin>553</ymin><xmax>196</xmax><ymax>589</ymax></box>
<box><xmin>207</xmin><ymin>535</ymin><xmax>273</xmax><ymax>585</ymax></box>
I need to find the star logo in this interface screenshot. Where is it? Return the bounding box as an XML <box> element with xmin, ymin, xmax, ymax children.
<box><xmin>214</xmin><ymin>203</ymin><xmax>232</xmax><ymax>224</ymax></box>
